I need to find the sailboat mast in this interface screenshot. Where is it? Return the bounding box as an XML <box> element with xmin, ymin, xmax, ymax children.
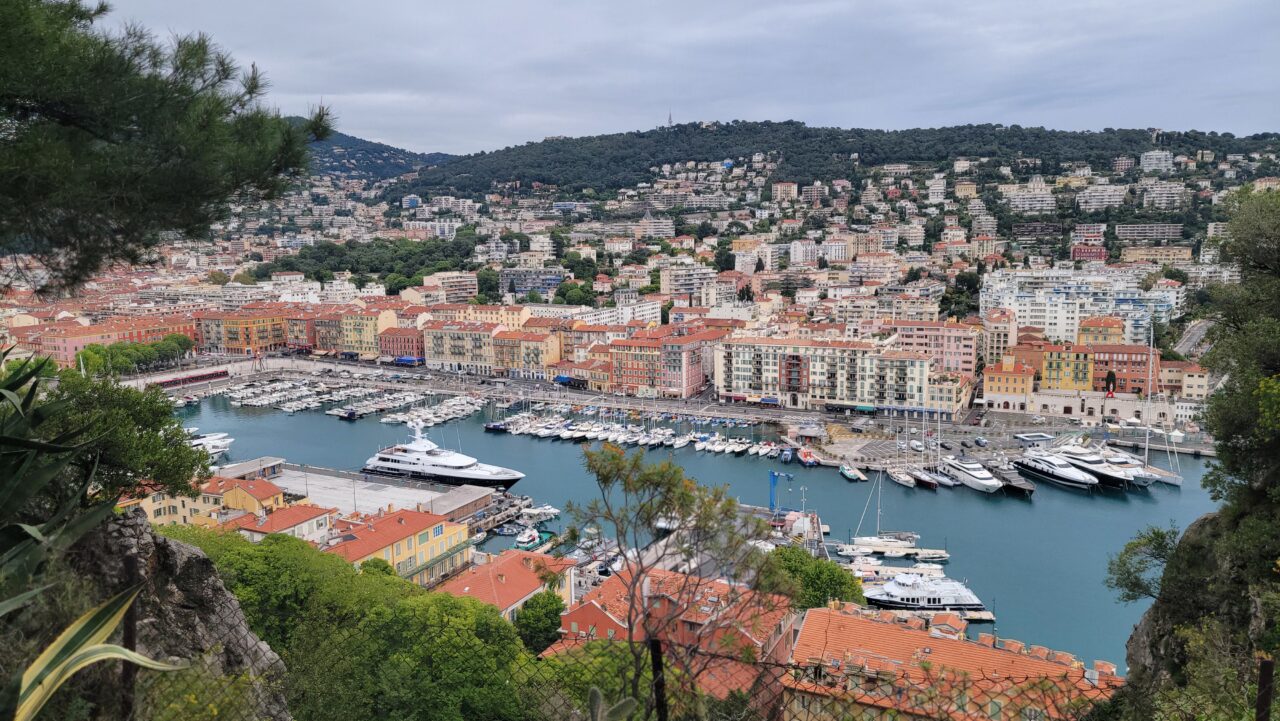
<box><xmin>1144</xmin><ymin>320</ymin><xmax>1154</xmax><ymax>465</ymax></box>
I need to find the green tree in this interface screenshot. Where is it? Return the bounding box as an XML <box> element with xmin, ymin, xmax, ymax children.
<box><xmin>1106</xmin><ymin>525</ymin><xmax>1180</xmax><ymax>603</ymax></box>
<box><xmin>476</xmin><ymin>267</ymin><xmax>499</xmax><ymax>300</ymax></box>
<box><xmin>754</xmin><ymin>256</ymin><xmax>765</xmax><ymax>273</ymax></box>
<box><xmin>0</xmin><ymin>0</ymin><xmax>331</xmax><ymax>293</ymax></box>
<box><xmin>771</xmin><ymin>546</ymin><xmax>864</xmax><ymax>609</ymax></box>
<box><xmin>206</xmin><ymin>270</ymin><xmax>230</xmax><ymax>285</ymax></box>
<box><xmin>230</xmin><ymin>272</ymin><xmax>257</xmax><ymax>285</ymax></box>
<box><xmin>514</xmin><ymin>589</ymin><xmax>565</xmax><ymax>653</ymax></box>
<box><xmin>43</xmin><ymin>373</ymin><xmax>210</xmax><ymax>504</ymax></box>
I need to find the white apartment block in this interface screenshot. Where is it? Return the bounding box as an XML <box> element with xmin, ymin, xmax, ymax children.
<box><xmin>1142</xmin><ymin>181</ymin><xmax>1188</xmax><ymax>210</ymax></box>
<box><xmin>980</xmin><ymin>268</ymin><xmax>1184</xmax><ymax>344</ymax></box>
<box><xmin>1115</xmin><ymin>224</ymin><xmax>1183</xmax><ymax>243</ymax></box>
<box><xmin>658</xmin><ymin>263</ymin><xmax>717</xmax><ymax>298</ymax></box>
<box><xmin>1076</xmin><ymin>185</ymin><xmax>1128</xmax><ymax>212</ymax></box>
<box><xmin>1140</xmin><ymin>150</ymin><xmax>1174</xmax><ymax>173</ymax></box>
<box><xmin>1071</xmin><ymin>223</ymin><xmax>1106</xmax><ymax>245</ymax></box>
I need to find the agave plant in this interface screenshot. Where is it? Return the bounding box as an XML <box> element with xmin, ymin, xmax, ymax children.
<box><xmin>11</xmin><ymin>586</ymin><xmax>187</xmax><ymax>721</ymax></box>
<box><xmin>584</xmin><ymin>687</ymin><xmax>637</xmax><ymax>721</ymax></box>
<box><xmin>0</xmin><ymin>351</ymin><xmax>185</xmax><ymax>718</ymax></box>
<box><xmin>0</xmin><ymin>353</ymin><xmax>113</xmax><ymax>609</ymax></box>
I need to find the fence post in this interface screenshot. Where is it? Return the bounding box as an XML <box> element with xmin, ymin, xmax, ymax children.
<box><xmin>648</xmin><ymin>637</ymin><xmax>669</xmax><ymax>721</ymax></box>
<box><xmin>1258</xmin><ymin>655</ymin><xmax>1274</xmax><ymax>721</ymax></box>
<box><xmin>120</xmin><ymin>553</ymin><xmax>140</xmax><ymax>719</ymax></box>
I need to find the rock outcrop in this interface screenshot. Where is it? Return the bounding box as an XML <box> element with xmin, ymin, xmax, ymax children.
<box><xmin>72</xmin><ymin>509</ymin><xmax>290</xmax><ymax>720</ymax></box>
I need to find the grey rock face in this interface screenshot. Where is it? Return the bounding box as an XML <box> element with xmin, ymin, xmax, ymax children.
<box><xmin>75</xmin><ymin>509</ymin><xmax>291</xmax><ymax>720</ymax></box>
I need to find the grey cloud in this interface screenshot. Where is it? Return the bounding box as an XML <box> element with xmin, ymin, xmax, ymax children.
<box><xmin>109</xmin><ymin>0</ymin><xmax>1279</xmax><ymax>154</ymax></box>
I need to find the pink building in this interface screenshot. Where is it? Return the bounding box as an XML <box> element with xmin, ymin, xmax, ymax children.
<box><xmin>862</xmin><ymin>319</ymin><xmax>979</xmax><ymax>375</ymax></box>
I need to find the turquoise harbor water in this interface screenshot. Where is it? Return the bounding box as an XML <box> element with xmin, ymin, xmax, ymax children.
<box><xmin>180</xmin><ymin>395</ymin><xmax>1216</xmax><ymax>671</ymax></box>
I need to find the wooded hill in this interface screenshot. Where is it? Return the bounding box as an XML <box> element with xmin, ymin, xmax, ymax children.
<box><xmin>392</xmin><ymin>121</ymin><xmax>1278</xmax><ymax>196</ymax></box>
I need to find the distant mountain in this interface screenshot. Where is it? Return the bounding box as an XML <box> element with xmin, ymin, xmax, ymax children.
<box><xmin>291</xmin><ymin>118</ymin><xmax>453</xmax><ymax>180</ymax></box>
<box><xmin>393</xmin><ymin>121</ymin><xmax>1278</xmax><ymax>197</ymax></box>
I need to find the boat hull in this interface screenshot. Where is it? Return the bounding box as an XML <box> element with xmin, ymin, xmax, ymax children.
<box><xmin>360</xmin><ymin>467</ymin><xmax>521</xmax><ymax>488</ymax></box>
<box><xmin>1012</xmin><ymin>460</ymin><xmax>1096</xmax><ymax>490</ymax></box>
<box><xmin>865</xmin><ymin>596</ymin><xmax>986</xmax><ymax>612</ymax></box>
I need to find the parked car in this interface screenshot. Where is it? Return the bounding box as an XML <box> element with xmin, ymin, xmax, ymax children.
<box><xmin>896</xmin><ymin>441</ymin><xmax>907</xmax><ymax>451</ymax></box>
<box><xmin>1031</xmin><ymin>415</ymin><xmax>1046</xmax><ymax>425</ymax></box>
<box><xmin>960</xmin><ymin>440</ymin><xmax>973</xmax><ymax>449</ymax></box>
<box><xmin>939</xmin><ymin>441</ymin><xmax>954</xmax><ymax>450</ymax></box>
<box><xmin>909</xmin><ymin>440</ymin><xmax>925</xmax><ymax>452</ymax></box>
<box><xmin>975</xmin><ymin>437</ymin><xmax>989</xmax><ymax>447</ymax></box>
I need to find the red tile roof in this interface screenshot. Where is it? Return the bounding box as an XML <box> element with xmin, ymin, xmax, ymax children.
<box><xmin>199</xmin><ymin>475</ymin><xmax>283</xmax><ymax>502</ymax></box>
<box><xmin>325</xmin><ymin>509</ymin><xmax>447</xmax><ymax>562</ymax></box>
<box><xmin>438</xmin><ymin>550</ymin><xmax>575</xmax><ymax>612</ymax></box>
<box><xmin>223</xmin><ymin>504</ymin><xmax>336</xmax><ymax>534</ymax></box>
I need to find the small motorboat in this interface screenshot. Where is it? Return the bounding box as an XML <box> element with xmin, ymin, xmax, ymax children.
<box><xmin>840</xmin><ymin>464</ymin><xmax>867</xmax><ymax>481</ymax></box>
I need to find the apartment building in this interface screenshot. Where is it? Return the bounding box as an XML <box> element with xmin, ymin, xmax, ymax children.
<box><xmin>1120</xmin><ymin>245</ymin><xmax>1193</xmax><ymax>263</ymax></box>
<box><xmin>1070</xmin><ymin>223</ymin><xmax>1106</xmax><ymax>245</ymax></box>
<box><xmin>1140</xmin><ymin>150</ymin><xmax>1174</xmax><ymax>173</ymax></box>
<box><xmin>492</xmin><ymin>330</ymin><xmax>561</xmax><ymax>380</ymax></box>
<box><xmin>635</xmin><ymin>212</ymin><xmax>676</xmax><ymax>239</ymax></box>
<box><xmin>378</xmin><ymin>327</ymin><xmax>426</xmax><ymax>360</ymax></box>
<box><xmin>1076</xmin><ymin>184</ymin><xmax>1128</xmax><ymax>211</ymax></box>
<box><xmin>982</xmin><ymin>356</ymin><xmax>1037</xmax><ymax>411</ymax></box>
<box><xmin>1090</xmin><ymin>344</ymin><xmax>1159</xmax><ymax>395</ymax></box>
<box><xmin>425</xmin><ymin>271</ymin><xmax>479</xmax><ymax>303</ymax></box>
<box><xmin>715</xmin><ymin>337</ymin><xmax>950</xmax><ymax>417</ymax></box>
<box><xmin>772</xmin><ymin>182</ymin><xmax>799</xmax><ymax>201</ymax></box>
<box><xmin>325</xmin><ymin>509</ymin><xmax>472</xmax><ymax>588</ymax></box>
<box><xmin>499</xmin><ymin>268</ymin><xmax>568</xmax><ymax>299</ymax></box>
<box><xmin>608</xmin><ymin>337</ymin><xmax>662</xmax><ymax>397</ymax></box>
<box><xmin>1040</xmin><ymin>344</ymin><xmax>1093</xmax><ymax>392</ymax></box>
<box><xmin>1076</xmin><ymin>316</ymin><xmax>1126</xmax><ymax>345</ymax></box>
<box><xmin>981</xmin><ymin>308</ymin><xmax>1018</xmax><ymax>362</ymax></box>
<box><xmin>864</xmin><ymin>319</ymin><xmax>979</xmax><ymax>374</ymax></box>
<box><xmin>658</xmin><ymin>263</ymin><xmax>717</xmax><ymax>299</ymax></box>
<box><xmin>30</xmin><ymin>315</ymin><xmax>198</xmax><ymax>367</ymax></box>
<box><xmin>1115</xmin><ymin>223</ymin><xmax>1183</xmax><ymax>243</ymax></box>
<box><xmin>223</xmin><ymin>310</ymin><xmax>288</xmax><ymax>356</ymax></box>
<box><xmin>340</xmin><ymin>309</ymin><xmax>397</xmax><ymax>359</ymax></box>
<box><xmin>420</xmin><ymin>320</ymin><xmax>503</xmax><ymax>374</ymax></box>
<box><xmin>1142</xmin><ymin>181</ymin><xmax>1188</xmax><ymax>210</ymax></box>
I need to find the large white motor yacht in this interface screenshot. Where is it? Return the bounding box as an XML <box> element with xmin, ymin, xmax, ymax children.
<box><xmin>939</xmin><ymin>456</ymin><xmax>1003</xmax><ymax>493</ymax></box>
<box><xmin>1012</xmin><ymin>451</ymin><xmax>1098</xmax><ymax>490</ymax></box>
<box><xmin>865</xmin><ymin>573</ymin><xmax>986</xmax><ymax>611</ymax></box>
<box><xmin>363</xmin><ymin>423</ymin><xmax>524</xmax><ymax>487</ymax></box>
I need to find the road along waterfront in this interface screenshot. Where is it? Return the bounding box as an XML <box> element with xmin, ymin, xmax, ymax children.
<box><xmin>180</xmin><ymin>390</ymin><xmax>1216</xmax><ymax>672</ymax></box>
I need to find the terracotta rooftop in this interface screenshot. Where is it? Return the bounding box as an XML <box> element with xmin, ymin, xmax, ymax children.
<box><xmin>223</xmin><ymin>504</ymin><xmax>336</xmax><ymax>534</ymax></box>
<box><xmin>438</xmin><ymin>550</ymin><xmax>575</xmax><ymax>612</ymax></box>
<box><xmin>325</xmin><ymin>509</ymin><xmax>448</xmax><ymax>563</ymax></box>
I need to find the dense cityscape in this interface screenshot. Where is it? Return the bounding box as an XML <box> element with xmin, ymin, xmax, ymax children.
<box><xmin>2</xmin><ymin>1</ymin><xmax>1278</xmax><ymax>721</ymax></box>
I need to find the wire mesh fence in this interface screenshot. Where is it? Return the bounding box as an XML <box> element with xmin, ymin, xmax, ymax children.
<box><xmin>103</xmin><ymin>601</ymin><xmax>1156</xmax><ymax>721</ymax></box>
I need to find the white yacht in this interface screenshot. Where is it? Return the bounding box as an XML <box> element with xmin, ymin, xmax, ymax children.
<box><xmin>865</xmin><ymin>573</ymin><xmax>986</xmax><ymax>611</ymax></box>
<box><xmin>1098</xmin><ymin>447</ymin><xmax>1165</xmax><ymax>487</ymax></box>
<box><xmin>188</xmin><ymin>431</ymin><xmax>234</xmax><ymax>459</ymax></box>
<box><xmin>1055</xmin><ymin>445</ymin><xmax>1134</xmax><ymax>489</ymax></box>
<box><xmin>939</xmin><ymin>456</ymin><xmax>1002</xmax><ymax>493</ymax></box>
<box><xmin>363</xmin><ymin>423</ymin><xmax>524</xmax><ymax>487</ymax></box>
<box><xmin>1013</xmin><ymin>452</ymin><xmax>1098</xmax><ymax>490</ymax></box>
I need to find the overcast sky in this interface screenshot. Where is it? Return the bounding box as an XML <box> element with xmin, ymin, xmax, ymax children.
<box><xmin>109</xmin><ymin>0</ymin><xmax>1278</xmax><ymax>155</ymax></box>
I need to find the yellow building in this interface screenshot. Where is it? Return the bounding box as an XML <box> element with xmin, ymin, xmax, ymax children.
<box><xmin>1040</xmin><ymin>344</ymin><xmax>1094</xmax><ymax>392</ymax></box>
<box><xmin>199</xmin><ymin>476</ymin><xmax>287</xmax><ymax>515</ymax></box>
<box><xmin>982</xmin><ymin>356</ymin><xmax>1038</xmax><ymax>412</ymax></box>
<box><xmin>325</xmin><ymin>508</ymin><xmax>473</xmax><ymax>588</ymax></box>
<box><xmin>1076</xmin><ymin>316</ymin><xmax>1126</xmax><ymax>346</ymax></box>
<box><xmin>954</xmin><ymin>180</ymin><xmax>978</xmax><ymax>199</ymax></box>
<box><xmin>1119</xmin><ymin>246</ymin><xmax>1194</xmax><ymax>263</ymax></box>
<box><xmin>223</xmin><ymin>310</ymin><xmax>287</xmax><ymax>356</ymax></box>
<box><xmin>421</xmin><ymin>320</ymin><xmax>501</xmax><ymax>374</ymax></box>
<box><xmin>117</xmin><ymin>483</ymin><xmax>221</xmax><ymax>526</ymax></box>
<box><xmin>341</xmin><ymin>309</ymin><xmax>397</xmax><ymax>359</ymax></box>
<box><xmin>492</xmin><ymin>330</ymin><xmax>562</xmax><ymax>380</ymax></box>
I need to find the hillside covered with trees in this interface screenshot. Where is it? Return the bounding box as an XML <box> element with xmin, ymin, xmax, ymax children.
<box><xmin>291</xmin><ymin>118</ymin><xmax>453</xmax><ymax>179</ymax></box>
<box><xmin>393</xmin><ymin>121</ymin><xmax>1279</xmax><ymax>196</ymax></box>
